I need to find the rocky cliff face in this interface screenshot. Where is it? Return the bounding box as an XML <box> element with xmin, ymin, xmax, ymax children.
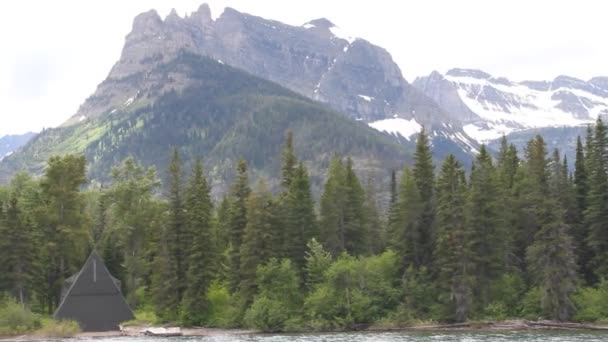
<box><xmin>63</xmin><ymin>4</ymin><xmax>479</xmax><ymax>159</ymax></box>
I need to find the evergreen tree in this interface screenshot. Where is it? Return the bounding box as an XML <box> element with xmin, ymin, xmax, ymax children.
<box><xmin>585</xmin><ymin>118</ymin><xmax>608</xmax><ymax>279</ymax></box>
<box><xmin>343</xmin><ymin>157</ymin><xmax>368</xmax><ymax>255</ymax></box>
<box><xmin>304</xmin><ymin>238</ymin><xmax>333</xmax><ymax>290</ymax></box>
<box><xmin>283</xmin><ymin>163</ymin><xmax>317</xmax><ymax>272</ymax></box>
<box><xmin>239</xmin><ymin>180</ymin><xmax>277</xmax><ymax>305</ymax></box>
<box><xmin>166</xmin><ymin>148</ymin><xmax>188</xmax><ymax>301</ymax></box>
<box><xmin>281</xmin><ymin>130</ymin><xmax>297</xmax><ymax>190</ymax></box>
<box><xmin>364</xmin><ymin>172</ymin><xmax>384</xmax><ymax>254</ymax></box>
<box><xmin>181</xmin><ymin>159</ymin><xmax>215</xmax><ymax>325</ymax></box>
<box><xmin>319</xmin><ymin>157</ymin><xmax>346</xmax><ymax>256</ymax></box>
<box><xmin>106</xmin><ymin>158</ymin><xmax>160</xmax><ymax>307</ymax></box>
<box><xmin>228</xmin><ymin>159</ymin><xmax>251</xmax><ymax>292</ymax></box>
<box><xmin>467</xmin><ymin>145</ymin><xmax>505</xmax><ymax>304</ymax></box>
<box><xmin>37</xmin><ymin>155</ymin><xmax>89</xmax><ymax>313</ymax></box>
<box><xmin>412</xmin><ymin>128</ymin><xmax>435</xmax><ymax>268</ymax></box>
<box><xmin>392</xmin><ymin>167</ymin><xmax>423</xmax><ymax>272</ymax></box>
<box><xmin>435</xmin><ymin>155</ymin><xmax>474</xmax><ymax>322</ymax></box>
<box><xmin>387</xmin><ymin>169</ymin><xmax>400</xmax><ymax>245</ymax></box>
<box><xmin>320</xmin><ymin>156</ymin><xmax>368</xmax><ymax>257</ymax></box>
<box><xmin>3</xmin><ymin>194</ymin><xmax>36</xmax><ymax>305</ymax></box>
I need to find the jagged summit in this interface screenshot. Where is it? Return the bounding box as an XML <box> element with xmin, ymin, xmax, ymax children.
<box><xmin>303</xmin><ymin>18</ymin><xmax>335</xmax><ymax>29</ymax></box>
<box><xmin>446</xmin><ymin>68</ymin><xmax>491</xmax><ymax>79</ymax></box>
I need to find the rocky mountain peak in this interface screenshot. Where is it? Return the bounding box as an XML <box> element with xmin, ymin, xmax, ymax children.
<box><xmin>188</xmin><ymin>3</ymin><xmax>214</xmax><ymax>27</ymax></box>
<box><xmin>131</xmin><ymin>9</ymin><xmax>163</xmax><ymax>35</ymax></box>
<box><xmin>304</xmin><ymin>18</ymin><xmax>335</xmax><ymax>29</ymax></box>
<box><xmin>446</xmin><ymin>68</ymin><xmax>491</xmax><ymax>79</ymax></box>
<box><xmin>590</xmin><ymin>76</ymin><xmax>608</xmax><ymax>91</ymax></box>
<box><xmin>552</xmin><ymin>75</ymin><xmax>586</xmax><ymax>90</ymax></box>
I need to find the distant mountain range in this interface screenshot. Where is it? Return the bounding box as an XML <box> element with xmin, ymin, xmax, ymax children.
<box><xmin>0</xmin><ymin>132</ymin><xmax>36</xmax><ymax>161</ymax></box>
<box><xmin>2</xmin><ymin>4</ymin><xmax>605</xmax><ymax>186</ymax></box>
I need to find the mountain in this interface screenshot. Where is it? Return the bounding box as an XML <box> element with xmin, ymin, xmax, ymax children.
<box><xmin>0</xmin><ymin>132</ymin><xmax>36</xmax><ymax>161</ymax></box>
<box><xmin>0</xmin><ymin>53</ymin><xmax>409</xmax><ymax>195</ymax></box>
<box><xmin>69</xmin><ymin>5</ymin><xmax>478</xmax><ymax>160</ymax></box>
<box><xmin>414</xmin><ymin>69</ymin><xmax>608</xmax><ymax>146</ymax></box>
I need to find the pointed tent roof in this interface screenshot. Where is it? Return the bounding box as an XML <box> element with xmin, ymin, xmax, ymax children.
<box><xmin>54</xmin><ymin>250</ymin><xmax>135</xmax><ymax>331</ymax></box>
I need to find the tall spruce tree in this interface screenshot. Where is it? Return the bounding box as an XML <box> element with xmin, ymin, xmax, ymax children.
<box><xmin>574</xmin><ymin>136</ymin><xmax>593</xmax><ymax>283</ymax></box>
<box><xmin>38</xmin><ymin>155</ymin><xmax>89</xmax><ymax>313</ymax></box>
<box><xmin>228</xmin><ymin>159</ymin><xmax>251</xmax><ymax>292</ymax></box>
<box><xmin>527</xmin><ymin>163</ymin><xmax>579</xmax><ymax>322</ymax></box>
<box><xmin>239</xmin><ymin>180</ymin><xmax>277</xmax><ymax>305</ymax></box>
<box><xmin>585</xmin><ymin>118</ymin><xmax>608</xmax><ymax>279</ymax></box>
<box><xmin>467</xmin><ymin>145</ymin><xmax>505</xmax><ymax>304</ymax></box>
<box><xmin>343</xmin><ymin>157</ymin><xmax>368</xmax><ymax>255</ymax></box>
<box><xmin>284</xmin><ymin>163</ymin><xmax>317</xmax><ymax>272</ymax></box>
<box><xmin>412</xmin><ymin>128</ymin><xmax>435</xmax><ymax>268</ymax></box>
<box><xmin>392</xmin><ymin>167</ymin><xmax>423</xmax><ymax>272</ymax></box>
<box><xmin>107</xmin><ymin>158</ymin><xmax>160</xmax><ymax>308</ymax></box>
<box><xmin>166</xmin><ymin>148</ymin><xmax>188</xmax><ymax>301</ymax></box>
<box><xmin>181</xmin><ymin>159</ymin><xmax>215</xmax><ymax>325</ymax></box>
<box><xmin>319</xmin><ymin>157</ymin><xmax>346</xmax><ymax>257</ymax></box>
<box><xmin>435</xmin><ymin>155</ymin><xmax>474</xmax><ymax>322</ymax></box>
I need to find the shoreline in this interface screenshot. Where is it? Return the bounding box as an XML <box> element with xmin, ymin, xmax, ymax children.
<box><xmin>2</xmin><ymin>320</ymin><xmax>608</xmax><ymax>340</ymax></box>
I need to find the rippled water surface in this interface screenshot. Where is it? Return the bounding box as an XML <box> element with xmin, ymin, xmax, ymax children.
<box><xmin>53</xmin><ymin>331</ymin><xmax>608</xmax><ymax>342</ymax></box>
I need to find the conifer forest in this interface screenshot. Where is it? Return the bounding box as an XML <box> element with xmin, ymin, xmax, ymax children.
<box><xmin>2</xmin><ymin>122</ymin><xmax>608</xmax><ymax>332</ymax></box>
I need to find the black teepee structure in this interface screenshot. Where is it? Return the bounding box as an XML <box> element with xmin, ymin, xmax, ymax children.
<box><xmin>54</xmin><ymin>250</ymin><xmax>135</xmax><ymax>331</ymax></box>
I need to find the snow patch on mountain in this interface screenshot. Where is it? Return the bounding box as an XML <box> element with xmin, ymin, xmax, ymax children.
<box><xmin>369</xmin><ymin>118</ymin><xmax>422</xmax><ymax>141</ymax></box>
<box><xmin>358</xmin><ymin>95</ymin><xmax>374</xmax><ymax>102</ymax></box>
<box><xmin>444</xmin><ymin>73</ymin><xmax>608</xmax><ymax>142</ymax></box>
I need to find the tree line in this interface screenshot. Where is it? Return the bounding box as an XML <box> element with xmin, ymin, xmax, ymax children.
<box><xmin>1</xmin><ymin>123</ymin><xmax>608</xmax><ymax>330</ymax></box>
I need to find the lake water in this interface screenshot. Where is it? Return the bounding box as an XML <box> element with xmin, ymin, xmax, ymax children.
<box><xmin>49</xmin><ymin>331</ymin><xmax>608</xmax><ymax>342</ymax></box>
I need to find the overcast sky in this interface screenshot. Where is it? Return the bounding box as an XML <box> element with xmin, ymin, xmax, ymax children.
<box><xmin>0</xmin><ymin>0</ymin><xmax>605</xmax><ymax>136</ymax></box>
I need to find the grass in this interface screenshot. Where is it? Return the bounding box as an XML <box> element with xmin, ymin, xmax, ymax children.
<box><xmin>35</xmin><ymin>318</ymin><xmax>81</xmax><ymax>338</ymax></box>
<box><xmin>121</xmin><ymin>309</ymin><xmax>159</xmax><ymax>327</ymax></box>
<box><xmin>0</xmin><ymin>298</ymin><xmax>80</xmax><ymax>337</ymax></box>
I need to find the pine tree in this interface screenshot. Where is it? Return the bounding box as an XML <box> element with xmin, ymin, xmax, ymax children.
<box><xmin>412</xmin><ymin>128</ymin><xmax>435</xmax><ymax>268</ymax></box>
<box><xmin>283</xmin><ymin>163</ymin><xmax>317</xmax><ymax>272</ymax></box>
<box><xmin>467</xmin><ymin>145</ymin><xmax>505</xmax><ymax>304</ymax></box>
<box><xmin>435</xmin><ymin>155</ymin><xmax>474</xmax><ymax>322</ymax></box>
<box><xmin>3</xmin><ymin>194</ymin><xmax>37</xmax><ymax>305</ymax></box>
<box><xmin>38</xmin><ymin>155</ymin><xmax>89</xmax><ymax>313</ymax></box>
<box><xmin>281</xmin><ymin>130</ymin><xmax>297</xmax><ymax>190</ymax></box>
<box><xmin>239</xmin><ymin>180</ymin><xmax>277</xmax><ymax>305</ymax></box>
<box><xmin>181</xmin><ymin>159</ymin><xmax>215</xmax><ymax>325</ymax></box>
<box><xmin>228</xmin><ymin>159</ymin><xmax>251</xmax><ymax>292</ymax></box>
<box><xmin>585</xmin><ymin>118</ymin><xmax>608</xmax><ymax>279</ymax></box>
<box><xmin>107</xmin><ymin>158</ymin><xmax>160</xmax><ymax>308</ymax></box>
<box><xmin>166</xmin><ymin>148</ymin><xmax>188</xmax><ymax>301</ymax></box>
<box><xmin>304</xmin><ymin>238</ymin><xmax>332</xmax><ymax>290</ymax></box>
<box><xmin>392</xmin><ymin>167</ymin><xmax>423</xmax><ymax>272</ymax></box>
<box><xmin>364</xmin><ymin>172</ymin><xmax>384</xmax><ymax>254</ymax></box>
<box><xmin>387</xmin><ymin>169</ymin><xmax>400</xmax><ymax>245</ymax></box>
<box><xmin>319</xmin><ymin>157</ymin><xmax>346</xmax><ymax>256</ymax></box>
<box><xmin>343</xmin><ymin>157</ymin><xmax>368</xmax><ymax>255</ymax></box>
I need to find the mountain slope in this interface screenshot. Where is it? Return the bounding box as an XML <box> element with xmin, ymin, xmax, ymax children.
<box><xmin>414</xmin><ymin>68</ymin><xmax>608</xmax><ymax>144</ymax></box>
<box><xmin>67</xmin><ymin>4</ymin><xmax>478</xmax><ymax>160</ymax></box>
<box><xmin>0</xmin><ymin>132</ymin><xmax>36</xmax><ymax>160</ymax></box>
<box><xmin>0</xmin><ymin>53</ymin><xmax>409</xmax><ymax>194</ymax></box>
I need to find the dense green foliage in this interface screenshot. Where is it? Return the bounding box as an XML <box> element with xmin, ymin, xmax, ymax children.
<box><xmin>2</xmin><ymin>121</ymin><xmax>608</xmax><ymax>332</ymax></box>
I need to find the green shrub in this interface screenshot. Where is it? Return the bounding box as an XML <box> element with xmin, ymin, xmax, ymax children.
<box><xmin>304</xmin><ymin>252</ymin><xmax>400</xmax><ymax>329</ymax></box>
<box><xmin>244</xmin><ymin>259</ymin><xmax>301</xmax><ymax>331</ymax></box>
<box><xmin>206</xmin><ymin>281</ymin><xmax>240</xmax><ymax>328</ymax></box>
<box><xmin>573</xmin><ymin>280</ymin><xmax>608</xmax><ymax>322</ymax></box>
<box><xmin>520</xmin><ymin>287</ymin><xmax>543</xmax><ymax>319</ymax></box>
<box><xmin>35</xmin><ymin>319</ymin><xmax>81</xmax><ymax>337</ymax></box>
<box><xmin>0</xmin><ymin>298</ymin><xmax>41</xmax><ymax>335</ymax></box>
<box><xmin>482</xmin><ymin>302</ymin><xmax>508</xmax><ymax>321</ymax></box>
